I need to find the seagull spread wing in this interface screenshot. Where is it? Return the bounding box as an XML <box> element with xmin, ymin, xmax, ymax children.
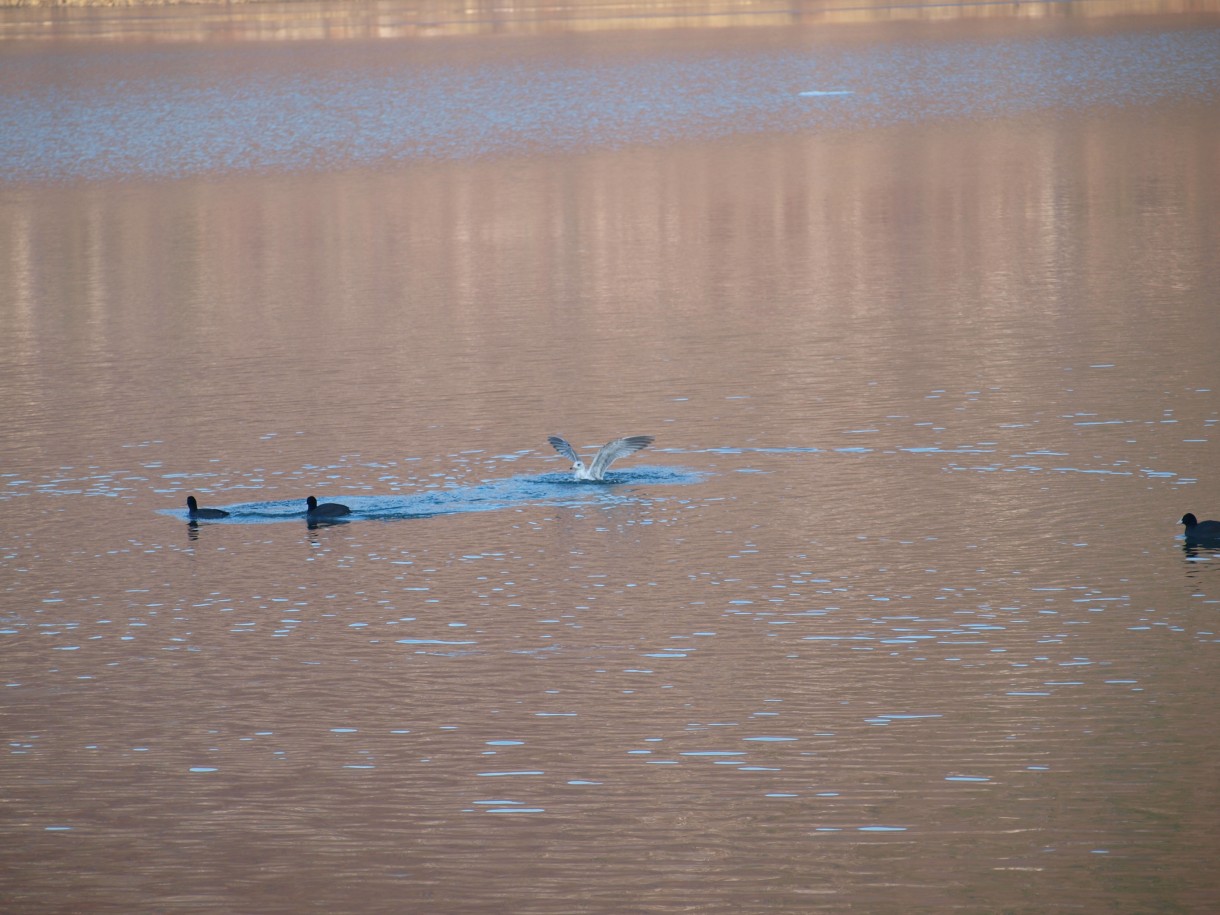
<box><xmin>547</xmin><ymin>435</ymin><xmax>581</xmax><ymax>464</ymax></box>
<box><xmin>589</xmin><ymin>435</ymin><xmax>654</xmax><ymax>479</ymax></box>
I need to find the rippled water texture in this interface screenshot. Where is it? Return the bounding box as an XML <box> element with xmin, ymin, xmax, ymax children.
<box><xmin>3</xmin><ymin>15</ymin><xmax>1220</xmax><ymax>180</ymax></box>
<box><xmin>2</xmin><ymin>4</ymin><xmax>1220</xmax><ymax>913</ymax></box>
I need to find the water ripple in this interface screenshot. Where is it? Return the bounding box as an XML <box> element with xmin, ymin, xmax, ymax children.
<box><xmin>2</xmin><ymin>28</ymin><xmax>1217</xmax><ymax>181</ymax></box>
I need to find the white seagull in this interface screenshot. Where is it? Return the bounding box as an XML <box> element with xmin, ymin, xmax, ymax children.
<box><xmin>547</xmin><ymin>434</ymin><xmax>654</xmax><ymax>481</ymax></box>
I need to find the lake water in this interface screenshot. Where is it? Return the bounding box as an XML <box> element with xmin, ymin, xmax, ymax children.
<box><xmin>2</xmin><ymin>2</ymin><xmax>1220</xmax><ymax>912</ymax></box>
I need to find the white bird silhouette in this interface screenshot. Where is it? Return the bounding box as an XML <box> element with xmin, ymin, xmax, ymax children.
<box><xmin>547</xmin><ymin>434</ymin><xmax>654</xmax><ymax>481</ymax></box>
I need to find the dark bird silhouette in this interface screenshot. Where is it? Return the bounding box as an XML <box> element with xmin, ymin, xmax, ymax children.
<box><xmin>307</xmin><ymin>495</ymin><xmax>351</xmax><ymax>518</ymax></box>
<box><xmin>186</xmin><ymin>495</ymin><xmax>229</xmax><ymax>519</ymax></box>
<box><xmin>1180</xmin><ymin>512</ymin><xmax>1220</xmax><ymax>544</ymax></box>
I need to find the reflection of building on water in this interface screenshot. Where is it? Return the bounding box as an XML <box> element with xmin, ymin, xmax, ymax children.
<box><xmin>1</xmin><ymin>0</ymin><xmax>1217</xmax><ymax>42</ymax></box>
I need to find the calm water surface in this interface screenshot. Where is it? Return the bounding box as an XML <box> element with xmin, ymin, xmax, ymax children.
<box><xmin>2</xmin><ymin>3</ymin><xmax>1220</xmax><ymax>912</ymax></box>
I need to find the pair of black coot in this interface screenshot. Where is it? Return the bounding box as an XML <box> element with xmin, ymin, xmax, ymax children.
<box><xmin>186</xmin><ymin>495</ymin><xmax>350</xmax><ymax>520</ymax></box>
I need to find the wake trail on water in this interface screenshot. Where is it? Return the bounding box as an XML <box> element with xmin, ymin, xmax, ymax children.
<box><xmin>164</xmin><ymin>467</ymin><xmax>703</xmax><ymax>524</ymax></box>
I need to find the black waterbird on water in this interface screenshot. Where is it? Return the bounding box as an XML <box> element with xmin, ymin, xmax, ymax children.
<box><xmin>306</xmin><ymin>495</ymin><xmax>351</xmax><ymax>518</ymax></box>
<box><xmin>1180</xmin><ymin>513</ymin><xmax>1220</xmax><ymax>544</ymax></box>
<box><xmin>186</xmin><ymin>495</ymin><xmax>229</xmax><ymax>519</ymax></box>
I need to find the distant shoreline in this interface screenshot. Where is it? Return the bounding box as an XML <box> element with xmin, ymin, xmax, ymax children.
<box><xmin>3</xmin><ymin>0</ymin><xmax>1212</xmax><ymax>8</ymax></box>
<box><xmin>2</xmin><ymin>0</ymin><xmax>300</xmax><ymax>5</ymax></box>
<box><xmin>2</xmin><ymin>0</ymin><xmax>1217</xmax><ymax>39</ymax></box>
<box><xmin>3</xmin><ymin>0</ymin><xmax>295</xmax><ymax>6</ymax></box>
<box><xmin>1</xmin><ymin>0</ymin><xmax>249</xmax><ymax>5</ymax></box>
